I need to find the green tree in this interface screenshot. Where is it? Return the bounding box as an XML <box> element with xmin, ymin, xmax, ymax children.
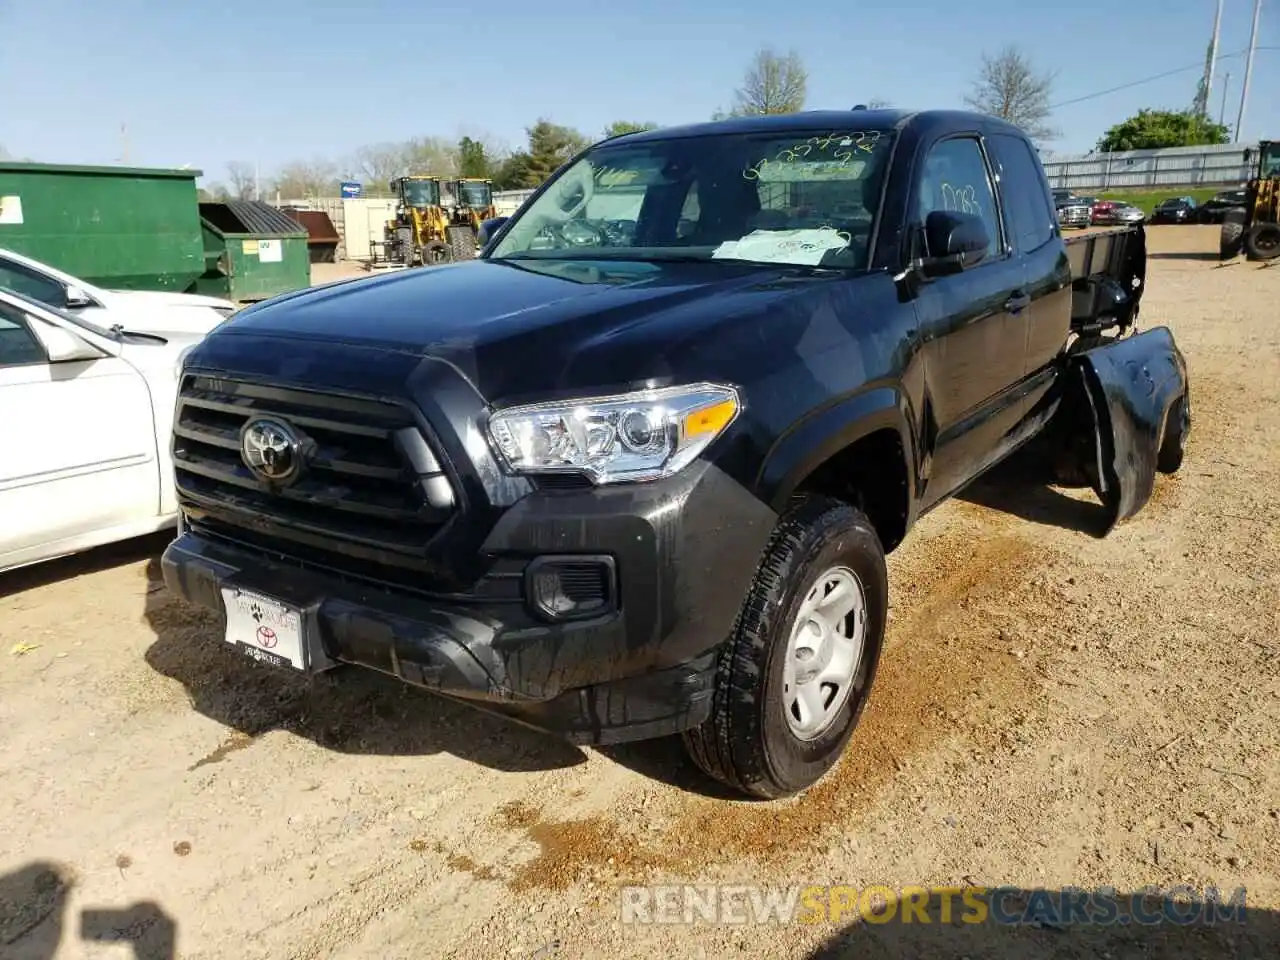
<box><xmin>1097</xmin><ymin>109</ymin><xmax>1230</xmax><ymax>152</ymax></box>
<box><xmin>729</xmin><ymin>47</ymin><xmax>807</xmax><ymax>116</ymax></box>
<box><xmin>603</xmin><ymin>121</ymin><xmax>657</xmax><ymax>138</ymax></box>
<box><xmin>457</xmin><ymin>136</ymin><xmax>491</xmax><ymax>178</ymax></box>
<box><xmin>965</xmin><ymin>45</ymin><xmax>1057</xmax><ymax>142</ymax></box>
<box><xmin>498</xmin><ymin>119</ymin><xmax>590</xmax><ymax>189</ymax></box>
<box><xmin>403</xmin><ymin>136</ymin><xmax>458</xmax><ymax>177</ymax></box>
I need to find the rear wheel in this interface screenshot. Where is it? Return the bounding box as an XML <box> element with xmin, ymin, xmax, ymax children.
<box><xmin>446</xmin><ymin>226</ymin><xmax>478</xmax><ymax>260</ymax></box>
<box><xmin>1244</xmin><ymin>222</ymin><xmax>1280</xmax><ymax>261</ymax></box>
<box><xmin>1220</xmin><ymin>210</ymin><xmax>1247</xmax><ymax>260</ymax></box>
<box><xmin>682</xmin><ymin>494</ymin><xmax>887</xmax><ymax>799</ymax></box>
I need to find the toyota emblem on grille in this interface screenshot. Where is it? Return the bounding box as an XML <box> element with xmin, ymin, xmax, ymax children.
<box><xmin>241</xmin><ymin>418</ymin><xmax>303</xmax><ymax>484</ymax></box>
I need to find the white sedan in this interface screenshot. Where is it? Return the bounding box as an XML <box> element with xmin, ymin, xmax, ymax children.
<box><xmin>0</xmin><ymin>287</ymin><xmax>204</xmax><ymax>574</ymax></box>
<box><xmin>0</xmin><ymin>246</ymin><xmax>235</xmax><ymax>338</ymax></box>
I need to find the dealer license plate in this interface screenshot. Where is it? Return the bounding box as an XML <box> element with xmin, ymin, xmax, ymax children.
<box><xmin>220</xmin><ymin>587</ymin><xmax>306</xmax><ymax>671</ymax></box>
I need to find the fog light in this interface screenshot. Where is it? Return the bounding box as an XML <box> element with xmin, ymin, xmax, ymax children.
<box><xmin>526</xmin><ymin>556</ymin><xmax>616</xmax><ymax>621</ymax></box>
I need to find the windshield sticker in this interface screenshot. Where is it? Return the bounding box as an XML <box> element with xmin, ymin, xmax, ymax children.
<box><xmin>745</xmin><ymin>131</ymin><xmax>884</xmax><ymax>182</ymax></box>
<box><xmin>711</xmin><ymin>227</ymin><xmax>851</xmax><ymax>266</ymax></box>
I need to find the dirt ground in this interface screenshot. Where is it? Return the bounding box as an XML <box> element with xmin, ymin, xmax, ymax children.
<box><xmin>2</xmin><ymin>226</ymin><xmax>1277</xmax><ymax>959</ymax></box>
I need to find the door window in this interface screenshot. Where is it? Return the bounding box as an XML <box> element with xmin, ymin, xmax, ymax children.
<box><xmin>0</xmin><ymin>302</ymin><xmax>47</xmax><ymax>367</ymax></box>
<box><xmin>0</xmin><ymin>257</ymin><xmax>68</xmax><ymax>309</ymax></box>
<box><xmin>916</xmin><ymin>137</ymin><xmax>1002</xmax><ymax>261</ymax></box>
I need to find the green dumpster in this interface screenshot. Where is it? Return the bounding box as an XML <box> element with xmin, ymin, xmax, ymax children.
<box><xmin>0</xmin><ymin>161</ymin><xmax>205</xmax><ymax>292</ymax></box>
<box><xmin>196</xmin><ymin>201</ymin><xmax>310</xmax><ymax>303</ymax></box>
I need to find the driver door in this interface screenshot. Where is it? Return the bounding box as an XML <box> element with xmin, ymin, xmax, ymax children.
<box><xmin>911</xmin><ymin>134</ymin><xmax>1029</xmax><ymax>508</ymax></box>
<box><xmin>0</xmin><ymin>301</ymin><xmax>157</xmax><ymax>567</ymax></box>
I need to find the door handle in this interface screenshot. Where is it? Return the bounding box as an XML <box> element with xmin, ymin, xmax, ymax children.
<box><xmin>1005</xmin><ymin>290</ymin><xmax>1031</xmax><ymax>313</ymax></box>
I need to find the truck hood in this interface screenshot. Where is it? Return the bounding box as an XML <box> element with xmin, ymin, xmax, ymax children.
<box><xmin>205</xmin><ymin>257</ymin><xmax>824</xmax><ymax>400</ymax></box>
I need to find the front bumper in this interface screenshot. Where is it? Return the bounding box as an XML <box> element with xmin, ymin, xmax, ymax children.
<box><xmin>162</xmin><ymin>461</ymin><xmax>778</xmax><ymax>745</ymax></box>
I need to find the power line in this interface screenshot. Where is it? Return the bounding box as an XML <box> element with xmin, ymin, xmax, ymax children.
<box><xmin>1050</xmin><ymin>46</ymin><xmax>1280</xmax><ymax>109</ymax></box>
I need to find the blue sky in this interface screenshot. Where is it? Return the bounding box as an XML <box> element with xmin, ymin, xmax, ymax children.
<box><xmin>2</xmin><ymin>0</ymin><xmax>1277</xmax><ymax>186</ymax></box>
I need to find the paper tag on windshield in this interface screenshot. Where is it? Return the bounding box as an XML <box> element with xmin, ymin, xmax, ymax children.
<box><xmin>712</xmin><ymin>227</ymin><xmax>849</xmax><ymax>265</ymax></box>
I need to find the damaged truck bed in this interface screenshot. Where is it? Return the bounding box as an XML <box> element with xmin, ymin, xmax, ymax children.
<box><xmin>1052</xmin><ymin>226</ymin><xmax>1190</xmax><ymax>534</ymax></box>
<box><xmin>161</xmin><ymin>107</ymin><xmax>1189</xmax><ymax>800</ymax></box>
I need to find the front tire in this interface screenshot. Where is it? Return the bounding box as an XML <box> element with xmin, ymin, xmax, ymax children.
<box><xmin>683</xmin><ymin>495</ymin><xmax>887</xmax><ymax>799</ymax></box>
<box><xmin>1220</xmin><ymin>210</ymin><xmax>1247</xmax><ymax>260</ymax></box>
<box><xmin>1244</xmin><ymin>222</ymin><xmax>1280</xmax><ymax>261</ymax></box>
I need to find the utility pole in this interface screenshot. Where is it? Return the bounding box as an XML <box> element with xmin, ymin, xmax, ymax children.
<box><xmin>1200</xmin><ymin>0</ymin><xmax>1224</xmax><ymax>116</ymax></box>
<box><xmin>1236</xmin><ymin>0</ymin><xmax>1263</xmax><ymax>141</ymax></box>
<box><xmin>1220</xmin><ymin>72</ymin><xmax>1232</xmax><ymax>125</ymax></box>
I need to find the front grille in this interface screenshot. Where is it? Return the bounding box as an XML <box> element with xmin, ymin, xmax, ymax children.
<box><xmin>173</xmin><ymin>375</ymin><xmax>456</xmax><ymax>582</ymax></box>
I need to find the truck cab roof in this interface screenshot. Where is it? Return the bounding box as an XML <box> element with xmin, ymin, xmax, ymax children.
<box><xmin>609</xmin><ymin>109</ymin><xmax>1029</xmax><ymax>144</ymax></box>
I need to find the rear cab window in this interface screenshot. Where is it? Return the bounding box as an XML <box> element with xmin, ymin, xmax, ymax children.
<box><xmin>987</xmin><ymin>133</ymin><xmax>1058</xmax><ymax>254</ymax></box>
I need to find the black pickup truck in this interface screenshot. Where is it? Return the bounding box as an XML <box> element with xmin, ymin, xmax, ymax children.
<box><xmin>162</xmin><ymin>109</ymin><xmax>1189</xmax><ymax>799</ymax></box>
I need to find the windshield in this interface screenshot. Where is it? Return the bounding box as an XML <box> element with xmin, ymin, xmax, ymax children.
<box><xmin>1260</xmin><ymin>143</ymin><xmax>1280</xmax><ymax>178</ymax></box>
<box><xmin>401</xmin><ymin>179</ymin><xmax>439</xmax><ymax>207</ymax></box>
<box><xmin>1157</xmin><ymin>199</ymin><xmax>1182</xmax><ymax>208</ymax></box>
<box><xmin>487</xmin><ymin>128</ymin><xmax>896</xmax><ymax>270</ymax></box>
<box><xmin>458</xmin><ymin>181</ymin><xmax>492</xmax><ymax>207</ymax></box>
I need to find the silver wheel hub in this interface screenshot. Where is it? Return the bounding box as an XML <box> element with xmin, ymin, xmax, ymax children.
<box><xmin>782</xmin><ymin>565</ymin><xmax>867</xmax><ymax>740</ymax></box>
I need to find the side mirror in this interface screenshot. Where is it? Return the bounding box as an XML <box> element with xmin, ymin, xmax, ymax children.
<box><xmin>477</xmin><ymin>216</ymin><xmax>509</xmax><ymax>249</ymax></box>
<box><xmin>919</xmin><ymin>210</ymin><xmax>990</xmax><ymax>277</ymax></box>
<box><xmin>63</xmin><ymin>284</ymin><xmax>93</xmax><ymax>308</ymax></box>
<box><xmin>32</xmin><ymin>321</ymin><xmax>107</xmax><ymax>363</ymax></box>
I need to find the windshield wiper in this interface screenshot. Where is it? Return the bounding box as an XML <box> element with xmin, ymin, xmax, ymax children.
<box><xmin>109</xmin><ymin>323</ymin><xmax>169</xmax><ymax>345</ymax></box>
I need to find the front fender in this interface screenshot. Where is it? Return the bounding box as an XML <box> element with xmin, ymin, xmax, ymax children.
<box><xmin>755</xmin><ymin>384</ymin><xmax>917</xmax><ymax>514</ymax></box>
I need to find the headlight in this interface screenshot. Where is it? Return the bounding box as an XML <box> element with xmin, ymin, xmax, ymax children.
<box><xmin>486</xmin><ymin>382</ymin><xmax>741</xmax><ymax>484</ymax></box>
<box><xmin>174</xmin><ymin>343</ymin><xmax>197</xmax><ymax>378</ymax></box>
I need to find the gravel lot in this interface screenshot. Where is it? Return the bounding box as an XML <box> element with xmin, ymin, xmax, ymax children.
<box><xmin>2</xmin><ymin>226</ymin><xmax>1277</xmax><ymax>959</ymax></box>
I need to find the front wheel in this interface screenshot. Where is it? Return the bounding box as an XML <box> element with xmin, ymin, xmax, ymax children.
<box><xmin>683</xmin><ymin>495</ymin><xmax>888</xmax><ymax>799</ymax></box>
<box><xmin>1220</xmin><ymin>210</ymin><xmax>1247</xmax><ymax>260</ymax></box>
<box><xmin>1244</xmin><ymin>222</ymin><xmax>1280</xmax><ymax>261</ymax></box>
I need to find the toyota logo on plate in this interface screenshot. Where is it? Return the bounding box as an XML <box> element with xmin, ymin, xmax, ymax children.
<box><xmin>255</xmin><ymin>625</ymin><xmax>278</xmax><ymax>649</ymax></box>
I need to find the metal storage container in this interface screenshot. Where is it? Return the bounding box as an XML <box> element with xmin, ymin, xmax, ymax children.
<box><xmin>0</xmin><ymin>161</ymin><xmax>205</xmax><ymax>292</ymax></box>
<box><xmin>196</xmin><ymin>201</ymin><xmax>310</xmax><ymax>303</ymax></box>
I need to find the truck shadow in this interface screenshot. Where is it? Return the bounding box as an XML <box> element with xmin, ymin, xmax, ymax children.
<box><xmin>141</xmin><ymin>559</ymin><xmax>587</xmax><ymax>774</ymax></box>
<box><xmin>955</xmin><ymin>449</ymin><xmax>1110</xmax><ymax>537</ymax></box>
<box><xmin>804</xmin><ymin>889</ymin><xmax>1271</xmax><ymax>960</ymax></box>
<box><xmin>0</xmin><ymin>860</ymin><xmax>178</xmax><ymax>960</ymax></box>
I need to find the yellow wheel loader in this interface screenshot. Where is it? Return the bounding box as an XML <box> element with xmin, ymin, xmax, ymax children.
<box><xmin>1220</xmin><ymin>140</ymin><xmax>1280</xmax><ymax>261</ymax></box>
<box><xmin>384</xmin><ymin>176</ymin><xmax>452</xmax><ymax>267</ymax></box>
<box><xmin>440</xmin><ymin>178</ymin><xmax>497</xmax><ymax>260</ymax></box>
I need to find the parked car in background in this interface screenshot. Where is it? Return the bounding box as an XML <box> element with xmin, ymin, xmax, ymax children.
<box><xmin>1053</xmin><ymin>190</ymin><xmax>1091</xmax><ymax>229</ymax></box>
<box><xmin>0</xmin><ymin>247</ymin><xmax>236</xmax><ymax>338</ymax></box>
<box><xmin>1198</xmin><ymin>189</ymin><xmax>1250</xmax><ymax>224</ymax></box>
<box><xmin>0</xmin><ymin>287</ymin><xmax>204</xmax><ymax>573</ymax></box>
<box><xmin>1149</xmin><ymin>198</ymin><xmax>1198</xmax><ymax>225</ymax></box>
<box><xmin>1091</xmin><ymin>200</ymin><xmax>1120</xmax><ymax>224</ymax></box>
<box><xmin>1111</xmin><ymin>202</ymin><xmax>1146</xmax><ymax>225</ymax></box>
